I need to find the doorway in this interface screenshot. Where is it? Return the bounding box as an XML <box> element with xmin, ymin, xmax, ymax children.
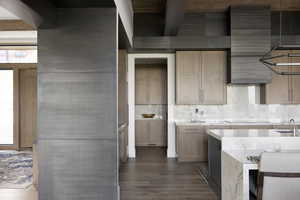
<box><xmin>135</xmin><ymin>58</ymin><xmax>168</xmax><ymax>158</ymax></box>
<box><xmin>0</xmin><ymin>70</ymin><xmax>14</xmax><ymax>146</ymax></box>
<box><xmin>127</xmin><ymin>54</ymin><xmax>176</xmax><ymax>159</ymax></box>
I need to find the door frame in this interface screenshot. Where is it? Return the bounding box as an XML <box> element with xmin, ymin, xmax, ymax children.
<box><xmin>128</xmin><ymin>53</ymin><xmax>176</xmax><ymax>158</ymax></box>
<box><xmin>0</xmin><ymin>63</ymin><xmax>36</xmax><ymax>150</ymax></box>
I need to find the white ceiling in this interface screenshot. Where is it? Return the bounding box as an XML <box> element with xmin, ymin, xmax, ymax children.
<box><xmin>0</xmin><ymin>7</ymin><xmax>19</xmax><ymax>20</ymax></box>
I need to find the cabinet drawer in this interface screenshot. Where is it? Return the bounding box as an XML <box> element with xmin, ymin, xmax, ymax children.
<box><xmin>177</xmin><ymin>126</ymin><xmax>204</xmax><ymax>133</ymax></box>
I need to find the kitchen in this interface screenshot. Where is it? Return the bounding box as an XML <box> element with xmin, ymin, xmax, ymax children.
<box><xmin>119</xmin><ymin>1</ymin><xmax>300</xmax><ymax>200</ymax></box>
<box><xmin>2</xmin><ymin>1</ymin><xmax>300</xmax><ymax>200</ymax></box>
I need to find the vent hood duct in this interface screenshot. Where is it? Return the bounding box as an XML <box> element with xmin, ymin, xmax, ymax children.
<box><xmin>229</xmin><ymin>6</ymin><xmax>272</xmax><ymax>84</ymax></box>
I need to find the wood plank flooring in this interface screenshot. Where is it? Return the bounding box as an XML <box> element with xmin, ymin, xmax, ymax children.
<box><xmin>119</xmin><ymin>147</ymin><xmax>217</xmax><ymax>200</ymax></box>
<box><xmin>0</xmin><ymin>186</ymin><xmax>37</xmax><ymax>200</ymax></box>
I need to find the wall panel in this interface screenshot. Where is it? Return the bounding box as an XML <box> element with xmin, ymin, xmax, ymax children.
<box><xmin>38</xmin><ymin>8</ymin><xmax>118</xmax><ymax>200</ymax></box>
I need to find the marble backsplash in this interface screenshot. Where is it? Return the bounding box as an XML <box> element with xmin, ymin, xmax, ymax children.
<box><xmin>174</xmin><ymin>85</ymin><xmax>300</xmax><ymax>123</ymax></box>
<box><xmin>135</xmin><ymin>86</ymin><xmax>300</xmax><ymax>123</ymax></box>
<box><xmin>173</xmin><ymin>104</ymin><xmax>300</xmax><ymax>123</ymax></box>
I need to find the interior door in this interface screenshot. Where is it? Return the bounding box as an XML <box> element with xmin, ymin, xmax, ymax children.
<box><xmin>20</xmin><ymin>68</ymin><xmax>37</xmax><ymax>148</ymax></box>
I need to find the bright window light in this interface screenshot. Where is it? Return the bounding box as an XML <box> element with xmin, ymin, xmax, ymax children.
<box><xmin>0</xmin><ymin>70</ymin><xmax>14</xmax><ymax>145</ymax></box>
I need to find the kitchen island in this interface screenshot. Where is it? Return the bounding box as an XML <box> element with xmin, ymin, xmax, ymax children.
<box><xmin>207</xmin><ymin>129</ymin><xmax>300</xmax><ymax>200</ymax></box>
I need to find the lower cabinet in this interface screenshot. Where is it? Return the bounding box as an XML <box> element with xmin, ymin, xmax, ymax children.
<box><xmin>119</xmin><ymin>125</ymin><xmax>128</xmax><ymax>163</ymax></box>
<box><xmin>208</xmin><ymin>135</ymin><xmax>222</xmax><ymax>197</ymax></box>
<box><xmin>230</xmin><ymin>125</ymin><xmax>273</xmax><ymax>129</ymax></box>
<box><xmin>135</xmin><ymin>120</ymin><xmax>167</xmax><ymax>147</ymax></box>
<box><xmin>176</xmin><ymin>125</ymin><xmax>208</xmax><ymax>162</ymax></box>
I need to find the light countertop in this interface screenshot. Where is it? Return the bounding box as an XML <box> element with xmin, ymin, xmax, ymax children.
<box><xmin>175</xmin><ymin>121</ymin><xmax>300</xmax><ymax>126</ymax></box>
<box><xmin>208</xmin><ymin>129</ymin><xmax>298</xmax><ymax>140</ymax></box>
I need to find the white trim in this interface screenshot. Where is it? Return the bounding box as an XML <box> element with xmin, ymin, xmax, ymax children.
<box><xmin>128</xmin><ymin>53</ymin><xmax>176</xmax><ymax>158</ymax></box>
<box><xmin>114</xmin><ymin>0</ymin><xmax>133</xmax><ymax>46</ymax></box>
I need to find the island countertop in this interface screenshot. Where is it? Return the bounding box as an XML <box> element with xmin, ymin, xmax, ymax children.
<box><xmin>208</xmin><ymin>129</ymin><xmax>297</xmax><ymax>140</ymax></box>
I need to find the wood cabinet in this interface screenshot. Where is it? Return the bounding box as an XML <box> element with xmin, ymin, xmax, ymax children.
<box><xmin>20</xmin><ymin>69</ymin><xmax>37</xmax><ymax>148</ymax></box>
<box><xmin>176</xmin><ymin>51</ymin><xmax>201</xmax><ymax>104</ymax></box>
<box><xmin>135</xmin><ymin>64</ymin><xmax>167</xmax><ymax>105</ymax></box>
<box><xmin>231</xmin><ymin>124</ymin><xmax>273</xmax><ymax>129</ymax></box>
<box><xmin>176</xmin><ymin>51</ymin><xmax>227</xmax><ymax>105</ymax></box>
<box><xmin>176</xmin><ymin>125</ymin><xmax>208</xmax><ymax>162</ymax></box>
<box><xmin>291</xmin><ymin>50</ymin><xmax>300</xmax><ymax>104</ymax></box>
<box><xmin>202</xmin><ymin>51</ymin><xmax>227</xmax><ymax>104</ymax></box>
<box><xmin>118</xmin><ymin>50</ymin><xmax>128</xmax><ymax>124</ymax></box>
<box><xmin>208</xmin><ymin>135</ymin><xmax>222</xmax><ymax>196</ymax></box>
<box><xmin>262</xmin><ymin>50</ymin><xmax>300</xmax><ymax>104</ymax></box>
<box><xmin>135</xmin><ymin>120</ymin><xmax>166</xmax><ymax>147</ymax></box>
<box><xmin>119</xmin><ymin>125</ymin><xmax>128</xmax><ymax>163</ymax></box>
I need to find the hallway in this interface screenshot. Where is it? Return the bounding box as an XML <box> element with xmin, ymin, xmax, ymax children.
<box><xmin>119</xmin><ymin>148</ymin><xmax>217</xmax><ymax>200</ymax></box>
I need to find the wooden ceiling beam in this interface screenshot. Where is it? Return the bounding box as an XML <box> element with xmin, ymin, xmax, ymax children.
<box><xmin>164</xmin><ymin>0</ymin><xmax>184</xmax><ymax>36</ymax></box>
<box><xmin>132</xmin><ymin>0</ymin><xmax>300</xmax><ymax>13</ymax></box>
<box><xmin>0</xmin><ymin>0</ymin><xmax>56</xmax><ymax>28</ymax></box>
<box><xmin>0</xmin><ymin>20</ymin><xmax>35</xmax><ymax>31</ymax></box>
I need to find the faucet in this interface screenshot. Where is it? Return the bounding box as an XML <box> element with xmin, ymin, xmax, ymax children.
<box><xmin>289</xmin><ymin>118</ymin><xmax>297</xmax><ymax>136</ymax></box>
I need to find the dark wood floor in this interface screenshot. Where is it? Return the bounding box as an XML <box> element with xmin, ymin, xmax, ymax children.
<box><xmin>119</xmin><ymin>147</ymin><xmax>217</xmax><ymax>200</ymax></box>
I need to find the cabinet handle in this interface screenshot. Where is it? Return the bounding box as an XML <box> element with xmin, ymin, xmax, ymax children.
<box><xmin>199</xmin><ymin>89</ymin><xmax>204</xmax><ymax>103</ymax></box>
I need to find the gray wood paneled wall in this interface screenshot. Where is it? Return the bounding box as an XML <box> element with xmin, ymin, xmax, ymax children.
<box><xmin>38</xmin><ymin>8</ymin><xmax>118</xmax><ymax>200</ymax></box>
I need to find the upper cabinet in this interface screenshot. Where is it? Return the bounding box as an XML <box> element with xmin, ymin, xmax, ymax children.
<box><xmin>176</xmin><ymin>51</ymin><xmax>227</xmax><ymax>105</ymax></box>
<box><xmin>135</xmin><ymin>64</ymin><xmax>167</xmax><ymax>105</ymax></box>
<box><xmin>262</xmin><ymin>50</ymin><xmax>300</xmax><ymax>104</ymax></box>
<box><xmin>176</xmin><ymin>51</ymin><xmax>201</xmax><ymax>104</ymax></box>
<box><xmin>291</xmin><ymin>50</ymin><xmax>300</xmax><ymax>104</ymax></box>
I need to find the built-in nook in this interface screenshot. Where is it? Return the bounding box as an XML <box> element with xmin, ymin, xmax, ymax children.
<box><xmin>135</xmin><ymin>58</ymin><xmax>168</xmax><ymax>157</ymax></box>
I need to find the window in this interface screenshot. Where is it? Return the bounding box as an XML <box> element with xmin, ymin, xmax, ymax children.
<box><xmin>0</xmin><ymin>70</ymin><xmax>14</xmax><ymax>145</ymax></box>
<box><xmin>0</xmin><ymin>48</ymin><xmax>37</xmax><ymax>63</ymax></box>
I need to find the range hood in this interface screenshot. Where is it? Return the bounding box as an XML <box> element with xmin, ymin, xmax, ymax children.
<box><xmin>229</xmin><ymin>6</ymin><xmax>272</xmax><ymax>84</ymax></box>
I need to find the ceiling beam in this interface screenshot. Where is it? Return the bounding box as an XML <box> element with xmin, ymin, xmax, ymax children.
<box><xmin>164</xmin><ymin>0</ymin><xmax>184</xmax><ymax>36</ymax></box>
<box><xmin>0</xmin><ymin>0</ymin><xmax>56</xmax><ymax>29</ymax></box>
<box><xmin>134</xmin><ymin>36</ymin><xmax>231</xmax><ymax>50</ymax></box>
<box><xmin>114</xmin><ymin>0</ymin><xmax>133</xmax><ymax>46</ymax></box>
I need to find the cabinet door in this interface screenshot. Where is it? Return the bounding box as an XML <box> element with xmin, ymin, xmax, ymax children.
<box><xmin>177</xmin><ymin>126</ymin><xmax>207</xmax><ymax>162</ymax></box>
<box><xmin>135</xmin><ymin>120</ymin><xmax>149</xmax><ymax>146</ymax></box>
<box><xmin>20</xmin><ymin>69</ymin><xmax>37</xmax><ymax>148</ymax></box>
<box><xmin>202</xmin><ymin>51</ymin><xmax>227</xmax><ymax>104</ymax></box>
<box><xmin>118</xmin><ymin>50</ymin><xmax>128</xmax><ymax>124</ymax></box>
<box><xmin>291</xmin><ymin>50</ymin><xmax>300</xmax><ymax>104</ymax></box>
<box><xmin>149</xmin><ymin>120</ymin><xmax>166</xmax><ymax>146</ymax></box>
<box><xmin>135</xmin><ymin>65</ymin><xmax>149</xmax><ymax>104</ymax></box>
<box><xmin>148</xmin><ymin>65</ymin><xmax>167</xmax><ymax>104</ymax></box>
<box><xmin>176</xmin><ymin>51</ymin><xmax>201</xmax><ymax>104</ymax></box>
<box><xmin>119</xmin><ymin>126</ymin><xmax>128</xmax><ymax>163</ymax></box>
<box><xmin>264</xmin><ymin>50</ymin><xmax>291</xmax><ymax>104</ymax></box>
